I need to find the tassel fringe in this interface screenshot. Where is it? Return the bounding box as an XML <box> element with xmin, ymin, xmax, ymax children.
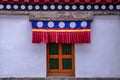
<box><xmin>32</xmin><ymin>32</ymin><xmax>90</xmax><ymax>44</ymax></box>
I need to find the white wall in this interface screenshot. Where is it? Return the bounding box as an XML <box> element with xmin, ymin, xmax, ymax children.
<box><xmin>0</xmin><ymin>15</ymin><xmax>46</xmax><ymax>77</ymax></box>
<box><xmin>0</xmin><ymin>15</ymin><xmax>120</xmax><ymax>78</ymax></box>
<box><xmin>75</xmin><ymin>15</ymin><xmax>120</xmax><ymax>78</ymax></box>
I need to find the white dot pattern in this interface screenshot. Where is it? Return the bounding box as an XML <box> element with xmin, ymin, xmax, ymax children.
<box><xmin>21</xmin><ymin>5</ymin><xmax>26</xmax><ymax>10</ymax></box>
<box><xmin>50</xmin><ymin>5</ymin><xmax>55</xmax><ymax>10</ymax></box>
<box><xmin>70</xmin><ymin>22</ymin><xmax>76</xmax><ymax>28</ymax></box>
<box><xmin>94</xmin><ymin>5</ymin><xmax>99</xmax><ymax>10</ymax></box>
<box><xmin>35</xmin><ymin>5</ymin><xmax>40</xmax><ymax>10</ymax></box>
<box><xmin>57</xmin><ymin>5</ymin><xmax>62</xmax><ymax>10</ymax></box>
<box><xmin>6</xmin><ymin>4</ymin><xmax>11</xmax><ymax>9</ymax></box>
<box><xmin>14</xmin><ymin>5</ymin><xmax>18</xmax><ymax>9</ymax></box>
<box><xmin>87</xmin><ymin>5</ymin><xmax>92</xmax><ymax>10</ymax></box>
<box><xmin>59</xmin><ymin>22</ymin><xmax>65</xmax><ymax>28</ymax></box>
<box><xmin>43</xmin><ymin>5</ymin><xmax>48</xmax><ymax>10</ymax></box>
<box><xmin>109</xmin><ymin>5</ymin><xmax>114</xmax><ymax>10</ymax></box>
<box><xmin>48</xmin><ymin>22</ymin><xmax>54</xmax><ymax>28</ymax></box>
<box><xmin>0</xmin><ymin>3</ymin><xmax>120</xmax><ymax>11</ymax></box>
<box><xmin>0</xmin><ymin>4</ymin><xmax>118</xmax><ymax>11</ymax></box>
<box><xmin>101</xmin><ymin>5</ymin><xmax>106</xmax><ymax>10</ymax></box>
<box><xmin>79</xmin><ymin>5</ymin><xmax>84</xmax><ymax>10</ymax></box>
<box><xmin>0</xmin><ymin>4</ymin><xmax>4</xmax><ymax>9</ymax></box>
<box><xmin>81</xmin><ymin>21</ymin><xmax>87</xmax><ymax>28</ymax></box>
<box><xmin>72</xmin><ymin>5</ymin><xmax>77</xmax><ymax>10</ymax></box>
<box><xmin>28</xmin><ymin>5</ymin><xmax>33</xmax><ymax>10</ymax></box>
<box><xmin>36</xmin><ymin>21</ymin><xmax>89</xmax><ymax>28</ymax></box>
<box><xmin>65</xmin><ymin>5</ymin><xmax>70</xmax><ymax>10</ymax></box>
<box><xmin>37</xmin><ymin>22</ymin><xmax>43</xmax><ymax>28</ymax></box>
<box><xmin>116</xmin><ymin>5</ymin><xmax>120</xmax><ymax>10</ymax></box>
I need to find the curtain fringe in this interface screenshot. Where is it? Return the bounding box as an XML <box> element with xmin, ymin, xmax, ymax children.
<box><xmin>32</xmin><ymin>32</ymin><xmax>90</xmax><ymax>44</ymax></box>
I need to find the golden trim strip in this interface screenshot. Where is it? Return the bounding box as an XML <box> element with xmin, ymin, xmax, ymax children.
<box><xmin>32</xmin><ymin>29</ymin><xmax>91</xmax><ymax>32</ymax></box>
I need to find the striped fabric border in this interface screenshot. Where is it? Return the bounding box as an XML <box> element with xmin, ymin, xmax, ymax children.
<box><xmin>0</xmin><ymin>3</ymin><xmax>119</xmax><ymax>11</ymax></box>
<box><xmin>32</xmin><ymin>28</ymin><xmax>91</xmax><ymax>32</ymax></box>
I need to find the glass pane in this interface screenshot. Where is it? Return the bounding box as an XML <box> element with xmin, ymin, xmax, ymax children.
<box><xmin>50</xmin><ymin>58</ymin><xmax>59</xmax><ymax>69</ymax></box>
<box><xmin>62</xmin><ymin>58</ymin><xmax>72</xmax><ymax>69</ymax></box>
<box><xmin>49</xmin><ymin>43</ymin><xmax>58</xmax><ymax>55</ymax></box>
<box><xmin>62</xmin><ymin>44</ymin><xmax>72</xmax><ymax>55</ymax></box>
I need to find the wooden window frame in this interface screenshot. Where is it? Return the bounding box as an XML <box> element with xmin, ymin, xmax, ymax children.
<box><xmin>47</xmin><ymin>43</ymin><xmax>75</xmax><ymax>76</ymax></box>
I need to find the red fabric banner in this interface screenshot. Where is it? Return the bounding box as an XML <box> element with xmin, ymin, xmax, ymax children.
<box><xmin>32</xmin><ymin>30</ymin><xmax>90</xmax><ymax>44</ymax></box>
<box><xmin>31</xmin><ymin>21</ymin><xmax>91</xmax><ymax>44</ymax></box>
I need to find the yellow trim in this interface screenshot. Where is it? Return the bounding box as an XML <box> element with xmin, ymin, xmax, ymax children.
<box><xmin>32</xmin><ymin>29</ymin><xmax>91</xmax><ymax>32</ymax></box>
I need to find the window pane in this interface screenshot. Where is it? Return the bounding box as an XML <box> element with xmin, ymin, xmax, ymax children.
<box><xmin>49</xmin><ymin>43</ymin><xmax>58</xmax><ymax>55</ymax></box>
<box><xmin>62</xmin><ymin>58</ymin><xmax>72</xmax><ymax>69</ymax></box>
<box><xmin>50</xmin><ymin>58</ymin><xmax>59</xmax><ymax>69</ymax></box>
<box><xmin>62</xmin><ymin>44</ymin><xmax>72</xmax><ymax>55</ymax></box>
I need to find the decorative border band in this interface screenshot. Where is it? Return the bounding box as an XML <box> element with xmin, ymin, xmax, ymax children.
<box><xmin>32</xmin><ymin>28</ymin><xmax>91</xmax><ymax>32</ymax></box>
<box><xmin>0</xmin><ymin>11</ymin><xmax>119</xmax><ymax>21</ymax></box>
<box><xmin>32</xmin><ymin>21</ymin><xmax>90</xmax><ymax>29</ymax></box>
<box><xmin>0</xmin><ymin>3</ymin><xmax>119</xmax><ymax>11</ymax></box>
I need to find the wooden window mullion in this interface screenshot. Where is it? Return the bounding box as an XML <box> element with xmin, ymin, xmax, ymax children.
<box><xmin>72</xmin><ymin>44</ymin><xmax>75</xmax><ymax>73</ymax></box>
<box><xmin>47</xmin><ymin>43</ymin><xmax>74</xmax><ymax>76</ymax></box>
<box><xmin>59</xmin><ymin>44</ymin><xmax>62</xmax><ymax>71</ymax></box>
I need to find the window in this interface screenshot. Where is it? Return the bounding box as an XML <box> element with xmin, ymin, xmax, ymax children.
<box><xmin>47</xmin><ymin>43</ymin><xmax>74</xmax><ymax>76</ymax></box>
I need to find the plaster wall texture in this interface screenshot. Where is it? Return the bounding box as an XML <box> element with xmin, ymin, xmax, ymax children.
<box><xmin>75</xmin><ymin>15</ymin><xmax>120</xmax><ymax>78</ymax></box>
<box><xmin>0</xmin><ymin>15</ymin><xmax>120</xmax><ymax>78</ymax></box>
<box><xmin>0</xmin><ymin>15</ymin><xmax>46</xmax><ymax>77</ymax></box>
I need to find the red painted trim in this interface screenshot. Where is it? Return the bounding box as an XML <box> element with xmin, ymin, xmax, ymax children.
<box><xmin>34</xmin><ymin>0</ymin><xmax>39</xmax><ymax>2</ymax></box>
<box><xmin>0</xmin><ymin>0</ymin><xmax>119</xmax><ymax>4</ymax></box>
<box><xmin>54</xmin><ymin>0</ymin><xmax>59</xmax><ymax>2</ymax></box>
<box><xmin>95</xmin><ymin>0</ymin><xmax>101</xmax><ymax>3</ymax></box>
<box><xmin>85</xmin><ymin>0</ymin><xmax>90</xmax><ymax>3</ymax></box>
<box><xmin>106</xmin><ymin>0</ymin><xmax>112</xmax><ymax>3</ymax></box>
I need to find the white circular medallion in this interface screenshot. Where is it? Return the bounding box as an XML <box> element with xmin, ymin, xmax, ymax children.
<box><xmin>48</xmin><ymin>22</ymin><xmax>54</xmax><ymax>28</ymax></box>
<box><xmin>50</xmin><ymin>5</ymin><xmax>55</xmax><ymax>10</ymax></box>
<box><xmin>35</xmin><ymin>5</ymin><xmax>40</xmax><ymax>10</ymax></box>
<box><xmin>72</xmin><ymin>5</ymin><xmax>77</xmax><ymax>10</ymax></box>
<box><xmin>28</xmin><ymin>5</ymin><xmax>33</xmax><ymax>10</ymax></box>
<box><xmin>13</xmin><ymin>5</ymin><xmax>18</xmax><ymax>9</ymax></box>
<box><xmin>37</xmin><ymin>21</ymin><xmax>43</xmax><ymax>28</ymax></box>
<box><xmin>0</xmin><ymin>4</ymin><xmax>4</xmax><ymax>9</ymax></box>
<box><xmin>59</xmin><ymin>22</ymin><xmax>65</xmax><ymax>28</ymax></box>
<box><xmin>81</xmin><ymin>21</ymin><xmax>87</xmax><ymax>28</ymax></box>
<box><xmin>94</xmin><ymin>5</ymin><xmax>99</xmax><ymax>10</ymax></box>
<box><xmin>65</xmin><ymin>5</ymin><xmax>70</xmax><ymax>10</ymax></box>
<box><xmin>79</xmin><ymin>5</ymin><xmax>84</xmax><ymax>10</ymax></box>
<box><xmin>43</xmin><ymin>5</ymin><xmax>48</xmax><ymax>10</ymax></box>
<box><xmin>109</xmin><ymin>5</ymin><xmax>114</xmax><ymax>10</ymax></box>
<box><xmin>6</xmin><ymin>4</ymin><xmax>11</xmax><ymax>9</ymax></box>
<box><xmin>21</xmin><ymin>5</ymin><xmax>26</xmax><ymax>10</ymax></box>
<box><xmin>57</xmin><ymin>5</ymin><xmax>62</xmax><ymax>10</ymax></box>
<box><xmin>101</xmin><ymin>5</ymin><xmax>106</xmax><ymax>10</ymax></box>
<box><xmin>70</xmin><ymin>22</ymin><xmax>76</xmax><ymax>28</ymax></box>
<box><xmin>86</xmin><ymin>5</ymin><xmax>92</xmax><ymax>10</ymax></box>
<box><xmin>116</xmin><ymin>5</ymin><xmax>120</xmax><ymax>10</ymax></box>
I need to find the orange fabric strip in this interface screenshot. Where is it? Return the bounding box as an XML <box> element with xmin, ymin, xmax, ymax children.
<box><xmin>32</xmin><ymin>29</ymin><xmax>91</xmax><ymax>32</ymax></box>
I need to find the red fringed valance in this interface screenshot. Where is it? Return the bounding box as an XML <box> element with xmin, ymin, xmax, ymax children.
<box><xmin>32</xmin><ymin>29</ymin><xmax>90</xmax><ymax>44</ymax></box>
<box><xmin>32</xmin><ymin>21</ymin><xmax>91</xmax><ymax>44</ymax></box>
